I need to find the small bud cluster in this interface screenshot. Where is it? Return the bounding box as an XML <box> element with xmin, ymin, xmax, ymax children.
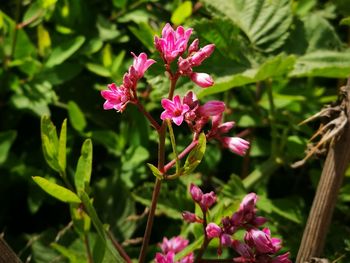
<box><xmin>183</xmin><ymin>185</ymin><xmax>292</xmax><ymax>263</ymax></box>
<box><xmin>155</xmin><ymin>236</ymin><xmax>194</xmax><ymax>263</ymax></box>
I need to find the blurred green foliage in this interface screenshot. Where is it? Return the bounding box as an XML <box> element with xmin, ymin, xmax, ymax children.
<box><xmin>1</xmin><ymin>0</ymin><xmax>350</xmax><ymax>262</ymax></box>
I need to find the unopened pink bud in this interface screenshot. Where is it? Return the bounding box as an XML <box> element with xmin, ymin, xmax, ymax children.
<box><xmin>253</xmin><ymin>216</ymin><xmax>268</xmax><ymax>227</ymax></box>
<box><xmin>206</xmin><ymin>223</ymin><xmax>221</xmax><ymax>238</ymax></box>
<box><xmin>198</xmin><ymin>101</ymin><xmax>225</xmax><ymax>117</ymax></box>
<box><xmin>190</xmin><ymin>183</ymin><xmax>203</xmax><ymax>203</ymax></box>
<box><xmin>190</xmin><ymin>72</ymin><xmax>214</xmax><ymax>88</ymax></box>
<box><xmin>200</xmin><ymin>191</ymin><xmax>217</xmax><ymax>210</ymax></box>
<box><xmin>220</xmin><ymin>234</ymin><xmax>232</xmax><ymax>247</ymax></box>
<box><xmin>183</xmin><ymin>91</ymin><xmax>198</xmax><ymax>109</ymax></box>
<box><xmin>178</xmin><ymin>57</ymin><xmax>192</xmax><ymax>73</ymax></box>
<box><xmin>240</xmin><ymin>193</ymin><xmax>257</xmax><ymax>212</ymax></box>
<box><xmin>182</xmin><ymin>211</ymin><xmax>197</xmax><ymax>223</ymax></box>
<box><xmin>232</xmin><ymin>240</ymin><xmax>253</xmax><ymax>259</ymax></box>
<box><xmin>188</xmin><ymin>39</ymin><xmax>199</xmax><ymax>54</ymax></box>
<box><xmin>222</xmin><ymin>137</ymin><xmax>249</xmax><ymax>156</ymax></box>
<box><xmin>190</xmin><ymin>44</ymin><xmax>215</xmax><ymax>66</ymax></box>
<box><xmin>272</xmin><ymin>252</ymin><xmax>292</xmax><ymax>263</ymax></box>
<box><xmin>218</xmin><ymin>121</ymin><xmax>235</xmax><ymax>134</ymax></box>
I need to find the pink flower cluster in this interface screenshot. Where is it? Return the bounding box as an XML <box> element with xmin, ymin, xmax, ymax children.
<box><xmin>183</xmin><ymin>186</ymin><xmax>292</xmax><ymax>263</ymax></box>
<box><xmin>101</xmin><ymin>53</ymin><xmax>155</xmax><ymax>112</ymax></box>
<box><xmin>160</xmin><ymin>91</ymin><xmax>250</xmax><ymax>156</ymax></box>
<box><xmin>155</xmin><ymin>23</ymin><xmax>215</xmax><ymax>88</ymax></box>
<box><xmin>155</xmin><ymin>236</ymin><xmax>194</xmax><ymax>263</ymax></box>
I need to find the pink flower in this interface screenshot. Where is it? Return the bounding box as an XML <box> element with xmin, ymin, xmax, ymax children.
<box><xmin>160</xmin><ymin>236</ymin><xmax>189</xmax><ymax>254</ymax></box>
<box><xmin>131</xmin><ymin>52</ymin><xmax>156</xmax><ymax>79</ymax></box>
<box><xmin>220</xmin><ymin>234</ymin><xmax>233</xmax><ymax>247</ymax></box>
<box><xmin>232</xmin><ymin>240</ymin><xmax>254</xmax><ymax>259</ymax></box>
<box><xmin>221</xmin><ymin>137</ymin><xmax>250</xmax><ymax>156</ymax></box>
<box><xmin>161</xmin><ymin>95</ymin><xmax>190</xmax><ymax>126</ymax></box>
<box><xmin>245</xmin><ymin>228</ymin><xmax>281</xmax><ymax>254</ymax></box>
<box><xmin>206</xmin><ymin>223</ymin><xmax>221</xmax><ymax>238</ymax></box>
<box><xmin>189</xmin><ymin>183</ymin><xmax>203</xmax><ymax>203</ymax></box>
<box><xmin>200</xmin><ymin>191</ymin><xmax>217</xmax><ymax>210</ymax></box>
<box><xmin>155</xmin><ymin>23</ymin><xmax>193</xmax><ymax>63</ymax></box>
<box><xmin>189</xmin><ymin>72</ymin><xmax>214</xmax><ymax>88</ymax></box>
<box><xmin>155</xmin><ymin>252</ymin><xmax>175</xmax><ymax>263</ymax></box>
<box><xmin>198</xmin><ymin>101</ymin><xmax>225</xmax><ymax>117</ymax></box>
<box><xmin>240</xmin><ymin>193</ymin><xmax>258</xmax><ymax>213</ymax></box>
<box><xmin>179</xmin><ymin>253</ymin><xmax>194</xmax><ymax>263</ymax></box>
<box><xmin>100</xmin><ymin>83</ymin><xmax>131</xmax><ymax>112</ymax></box>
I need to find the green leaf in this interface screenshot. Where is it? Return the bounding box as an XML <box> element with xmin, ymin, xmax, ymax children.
<box><xmin>171</xmin><ymin>1</ymin><xmax>192</xmax><ymax>25</ymax></box>
<box><xmin>79</xmin><ymin>191</ymin><xmax>125</xmax><ymax>262</ymax></box>
<box><xmin>58</xmin><ymin>119</ymin><xmax>67</xmax><ymax>173</ymax></box>
<box><xmin>70</xmin><ymin>203</ymin><xmax>91</xmax><ymax>236</ymax></box>
<box><xmin>147</xmin><ymin>163</ymin><xmax>163</xmax><ymax>179</ymax></box>
<box><xmin>68</xmin><ymin>101</ymin><xmax>87</xmax><ymax>132</ymax></box>
<box><xmin>174</xmin><ymin>236</ymin><xmax>203</xmax><ymax>261</ymax></box>
<box><xmin>198</xmin><ymin>54</ymin><xmax>296</xmax><ymax>98</ymax></box>
<box><xmin>183</xmin><ymin>133</ymin><xmax>206</xmax><ymax>175</ymax></box>
<box><xmin>45</xmin><ymin>36</ymin><xmax>85</xmax><ymax>67</ymax></box>
<box><xmin>0</xmin><ymin>130</ymin><xmax>17</xmax><ymax>165</ymax></box>
<box><xmin>51</xmin><ymin>243</ymin><xmax>85</xmax><ymax>263</ymax></box>
<box><xmin>41</xmin><ymin>116</ymin><xmax>60</xmax><ymax>172</ymax></box>
<box><xmin>85</xmin><ymin>63</ymin><xmax>111</xmax><ymax>77</ymax></box>
<box><xmin>37</xmin><ymin>24</ymin><xmax>51</xmax><ymax>57</ymax></box>
<box><xmin>128</xmin><ymin>23</ymin><xmax>155</xmax><ymax>52</ymax></box>
<box><xmin>202</xmin><ymin>0</ymin><xmax>293</xmax><ymax>52</ymax></box>
<box><xmin>92</xmin><ymin>234</ymin><xmax>106</xmax><ymax>263</ymax></box>
<box><xmin>32</xmin><ymin>176</ymin><xmax>81</xmax><ymax>203</ymax></box>
<box><xmin>340</xmin><ymin>17</ymin><xmax>350</xmax><ymax>26</ymax></box>
<box><xmin>75</xmin><ymin>139</ymin><xmax>93</xmax><ymax>192</ymax></box>
<box><xmin>290</xmin><ymin>50</ymin><xmax>350</xmax><ymax>78</ymax></box>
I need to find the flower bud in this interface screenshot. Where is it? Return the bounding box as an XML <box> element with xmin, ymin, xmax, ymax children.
<box><xmin>190</xmin><ymin>183</ymin><xmax>203</xmax><ymax>203</ymax></box>
<box><xmin>178</xmin><ymin>57</ymin><xmax>192</xmax><ymax>73</ymax></box>
<box><xmin>221</xmin><ymin>137</ymin><xmax>249</xmax><ymax>156</ymax></box>
<box><xmin>220</xmin><ymin>234</ymin><xmax>232</xmax><ymax>247</ymax></box>
<box><xmin>188</xmin><ymin>39</ymin><xmax>199</xmax><ymax>54</ymax></box>
<box><xmin>272</xmin><ymin>252</ymin><xmax>292</xmax><ymax>263</ymax></box>
<box><xmin>182</xmin><ymin>211</ymin><xmax>198</xmax><ymax>223</ymax></box>
<box><xmin>206</xmin><ymin>223</ymin><xmax>221</xmax><ymax>238</ymax></box>
<box><xmin>190</xmin><ymin>72</ymin><xmax>214</xmax><ymax>88</ymax></box>
<box><xmin>190</xmin><ymin>44</ymin><xmax>215</xmax><ymax>66</ymax></box>
<box><xmin>218</xmin><ymin>121</ymin><xmax>235</xmax><ymax>134</ymax></box>
<box><xmin>200</xmin><ymin>191</ymin><xmax>217</xmax><ymax>210</ymax></box>
<box><xmin>198</xmin><ymin>101</ymin><xmax>225</xmax><ymax>117</ymax></box>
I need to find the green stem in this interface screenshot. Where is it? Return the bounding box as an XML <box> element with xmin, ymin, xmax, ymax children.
<box><xmin>195</xmin><ymin>210</ymin><xmax>209</xmax><ymax>263</ymax></box>
<box><xmin>166</xmin><ymin>119</ymin><xmax>180</xmax><ymax>173</ymax></box>
<box><xmin>84</xmin><ymin>234</ymin><xmax>93</xmax><ymax>263</ymax></box>
<box><xmin>138</xmin><ymin>122</ymin><xmax>166</xmax><ymax>263</ymax></box>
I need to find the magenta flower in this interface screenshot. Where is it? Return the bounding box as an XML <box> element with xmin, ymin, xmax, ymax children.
<box><xmin>182</xmin><ymin>211</ymin><xmax>198</xmax><ymax>223</ymax></box>
<box><xmin>240</xmin><ymin>193</ymin><xmax>258</xmax><ymax>213</ymax></box>
<box><xmin>272</xmin><ymin>252</ymin><xmax>292</xmax><ymax>263</ymax></box>
<box><xmin>160</xmin><ymin>236</ymin><xmax>189</xmax><ymax>254</ymax></box>
<box><xmin>190</xmin><ymin>44</ymin><xmax>215</xmax><ymax>67</ymax></box>
<box><xmin>189</xmin><ymin>72</ymin><xmax>214</xmax><ymax>88</ymax></box>
<box><xmin>131</xmin><ymin>52</ymin><xmax>156</xmax><ymax>79</ymax></box>
<box><xmin>100</xmin><ymin>83</ymin><xmax>131</xmax><ymax>112</ymax></box>
<box><xmin>161</xmin><ymin>95</ymin><xmax>190</xmax><ymax>126</ymax></box>
<box><xmin>155</xmin><ymin>251</ymin><xmax>175</xmax><ymax>263</ymax></box>
<box><xmin>220</xmin><ymin>234</ymin><xmax>233</xmax><ymax>247</ymax></box>
<box><xmin>221</xmin><ymin>137</ymin><xmax>250</xmax><ymax>156</ymax></box>
<box><xmin>155</xmin><ymin>23</ymin><xmax>193</xmax><ymax>63</ymax></box>
<box><xmin>206</xmin><ymin>223</ymin><xmax>221</xmax><ymax>238</ymax></box>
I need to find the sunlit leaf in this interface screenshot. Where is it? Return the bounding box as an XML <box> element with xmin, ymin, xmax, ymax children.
<box><xmin>32</xmin><ymin>176</ymin><xmax>81</xmax><ymax>203</ymax></box>
<box><xmin>75</xmin><ymin>139</ymin><xmax>93</xmax><ymax>192</ymax></box>
<box><xmin>68</xmin><ymin>101</ymin><xmax>87</xmax><ymax>132</ymax></box>
<box><xmin>171</xmin><ymin>1</ymin><xmax>192</xmax><ymax>25</ymax></box>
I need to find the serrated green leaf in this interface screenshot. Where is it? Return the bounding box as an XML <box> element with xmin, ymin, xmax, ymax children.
<box><xmin>68</xmin><ymin>101</ymin><xmax>87</xmax><ymax>132</ymax></box>
<box><xmin>290</xmin><ymin>50</ymin><xmax>350</xmax><ymax>78</ymax></box>
<box><xmin>147</xmin><ymin>163</ymin><xmax>163</xmax><ymax>179</ymax></box>
<box><xmin>33</xmin><ymin>176</ymin><xmax>81</xmax><ymax>203</ymax></box>
<box><xmin>198</xmin><ymin>54</ymin><xmax>295</xmax><ymax>98</ymax></box>
<box><xmin>46</xmin><ymin>36</ymin><xmax>85</xmax><ymax>67</ymax></box>
<box><xmin>58</xmin><ymin>119</ymin><xmax>67</xmax><ymax>173</ymax></box>
<box><xmin>0</xmin><ymin>130</ymin><xmax>17</xmax><ymax>165</ymax></box>
<box><xmin>75</xmin><ymin>139</ymin><xmax>93</xmax><ymax>192</ymax></box>
<box><xmin>171</xmin><ymin>1</ymin><xmax>192</xmax><ymax>25</ymax></box>
<box><xmin>202</xmin><ymin>0</ymin><xmax>292</xmax><ymax>52</ymax></box>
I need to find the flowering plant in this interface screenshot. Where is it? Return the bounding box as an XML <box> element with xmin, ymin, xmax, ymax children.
<box><xmin>35</xmin><ymin>23</ymin><xmax>291</xmax><ymax>263</ymax></box>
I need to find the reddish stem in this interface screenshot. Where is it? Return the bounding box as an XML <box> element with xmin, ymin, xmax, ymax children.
<box><xmin>164</xmin><ymin>140</ymin><xmax>198</xmax><ymax>173</ymax></box>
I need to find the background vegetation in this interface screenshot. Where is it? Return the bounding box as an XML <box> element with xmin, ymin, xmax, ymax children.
<box><xmin>1</xmin><ymin>0</ymin><xmax>350</xmax><ymax>262</ymax></box>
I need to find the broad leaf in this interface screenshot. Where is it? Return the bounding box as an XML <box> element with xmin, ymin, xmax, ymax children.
<box><xmin>32</xmin><ymin>176</ymin><xmax>81</xmax><ymax>203</ymax></box>
<box><xmin>171</xmin><ymin>1</ymin><xmax>192</xmax><ymax>25</ymax></box>
<box><xmin>41</xmin><ymin>116</ymin><xmax>60</xmax><ymax>172</ymax></box>
<box><xmin>45</xmin><ymin>36</ymin><xmax>85</xmax><ymax>67</ymax></box>
<box><xmin>183</xmin><ymin>133</ymin><xmax>206</xmax><ymax>175</ymax></box>
<box><xmin>202</xmin><ymin>0</ymin><xmax>292</xmax><ymax>52</ymax></box>
<box><xmin>58</xmin><ymin>119</ymin><xmax>67</xmax><ymax>173</ymax></box>
<box><xmin>68</xmin><ymin>101</ymin><xmax>87</xmax><ymax>132</ymax></box>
